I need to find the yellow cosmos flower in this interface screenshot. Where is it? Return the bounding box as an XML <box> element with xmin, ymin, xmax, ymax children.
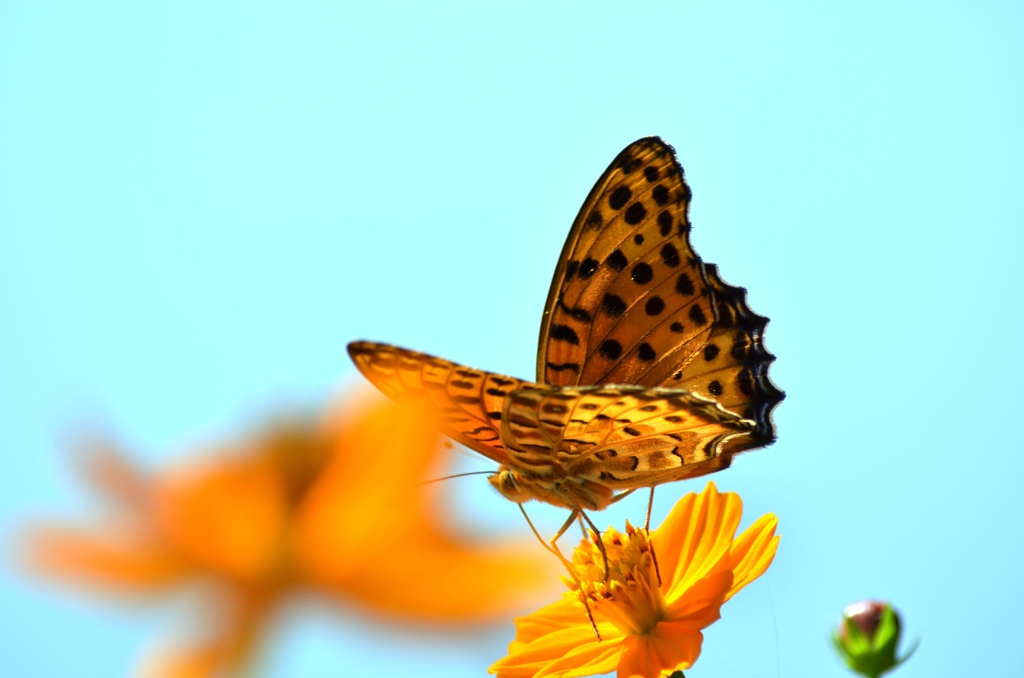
<box><xmin>490</xmin><ymin>482</ymin><xmax>779</xmax><ymax>678</ymax></box>
<box><xmin>25</xmin><ymin>391</ymin><xmax>557</xmax><ymax>678</ymax></box>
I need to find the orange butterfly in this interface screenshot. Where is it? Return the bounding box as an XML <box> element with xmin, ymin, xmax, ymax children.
<box><xmin>349</xmin><ymin>137</ymin><xmax>783</xmax><ymax>532</ymax></box>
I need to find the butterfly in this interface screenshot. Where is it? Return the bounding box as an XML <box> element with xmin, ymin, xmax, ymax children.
<box><xmin>349</xmin><ymin>137</ymin><xmax>783</xmax><ymax>522</ymax></box>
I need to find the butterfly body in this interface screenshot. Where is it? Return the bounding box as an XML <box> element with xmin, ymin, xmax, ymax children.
<box><xmin>348</xmin><ymin>136</ymin><xmax>783</xmax><ymax>512</ymax></box>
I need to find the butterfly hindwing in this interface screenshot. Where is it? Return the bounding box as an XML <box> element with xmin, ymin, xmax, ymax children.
<box><xmin>347</xmin><ymin>341</ymin><xmax>540</xmax><ymax>466</ymax></box>
<box><xmin>500</xmin><ymin>385</ymin><xmax>754</xmax><ymax>490</ymax></box>
<box><xmin>537</xmin><ymin>137</ymin><xmax>715</xmax><ymax>389</ymax></box>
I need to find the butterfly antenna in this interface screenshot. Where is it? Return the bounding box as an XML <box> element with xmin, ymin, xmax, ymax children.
<box><xmin>416</xmin><ymin>470</ymin><xmax>494</xmax><ymax>486</ymax></box>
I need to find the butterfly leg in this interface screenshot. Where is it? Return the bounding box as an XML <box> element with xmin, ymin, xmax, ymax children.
<box><xmin>644</xmin><ymin>487</ymin><xmax>662</xmax><ymax>586</ymax></box>
<box><xmin>519</xmin><ymin>505</ymin><xmax>603</xmax><ymax>641</ymax></box>
<box><xmin>576</xmin><ymin>509</ymin><xmax>611</xmax><ymax>582</ymax></box>
<box><xmin>548</xmin><ymin>508</ymin><xmax>581</xmax><ymax>562</ymax></box>
<box><xmin>518</xmin><ymin>504</ymin><xmax>574</xmax><ymax>569</ymax></box>
<box><xmin>609</xmin><ymin>487</ymin><xmax>640</xmax><ymax>505</ymax></box>
<box><xmin>645</xmin><ymin>487</ymin><xmax>655</xmax><ymax>531</ymax></box>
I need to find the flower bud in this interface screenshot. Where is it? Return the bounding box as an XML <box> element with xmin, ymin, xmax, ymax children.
<box><xmin>831</xmin><ymin>600</ymin><xmax>918</xmax><ymax>677</ymax></box>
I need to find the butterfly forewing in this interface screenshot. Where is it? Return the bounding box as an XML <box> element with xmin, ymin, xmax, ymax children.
<box><xmin>347</xmin><ymin>341</ymin><xmax>540</xmax><ymax>465</ymax></box>
<box><xmin>537</xmin><ymin>137</ymin><xmax>714</xmax><ymax>389</ymax></box>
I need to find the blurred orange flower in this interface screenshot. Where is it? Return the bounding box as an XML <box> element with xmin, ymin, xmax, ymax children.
<box><xmin>489</xmin><ymin>482</ymin><xmax>779</xmax><ymax>678</ymax></box>
<box><xmin>26</xmin><ymin>391</ymin><xmax>556</xmax><ymax>677</ymax></box>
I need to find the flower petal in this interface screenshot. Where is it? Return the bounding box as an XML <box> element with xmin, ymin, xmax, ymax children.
<box><xmin>723</xmin><ymin>513</ymin><xmax>779</xmax><ymax>601</ymax></box>
<box><xmin>153</xmin><ymin>455</ymin><xmax>288</xmax><ymax>585</ymax></box>
<box><xmin>616</xmin><ymin>621</ymin><xmax>705</xmax><ymax>678</ymax></box>
<box><xmin>294</xmin><ymin>394</ymin><xmax>450</xmax><ymax>582</ymax></box>
<box><xmin>653</xmin><ymin>482</ymin><xmax>742</xmax><ymax>597</ymax></box>
<box><xmin>543</xmin><ymin>641</ymin><xmax>623</xmax><ymax>678</ymax></box>
<box><xmin>511</xmin><ymin>598</ymin><xmax>594</xmax><ymax>648</ymax></box>
<box><xmin>336</xmin><ymin>532</ymin><xmax>558</xmax><ymax>621</ymax></box>
<box><xmin>489</xmin><ymin>622</ymin><xmax>620</xmax><ymax>678</ymax></box>
<box><xmin>23</xmin><ymin>524</ymin><xmax>187</xmax><ymax>589</ymax></box>
<box><xmin>138</xmin><ymin>594</ymin><xmax>269</xmax><ymax>678</ymax></box>
<box><xmin>665</xmin><ymin>570</ymin><xmax>731</xmax><ymax>627</ymax></box>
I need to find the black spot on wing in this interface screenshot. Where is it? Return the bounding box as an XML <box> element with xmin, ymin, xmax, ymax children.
<box><xmin>600</xmin><ymin>340</ymin><xmax>623</xmax><ymax>360</ymax></box>
<box><xmin>624</xmin><ymin>202</ymin><xmax>647</xmax><ymax>225</ymax></box>
<box><xmin>675</xmin><ymin>272</ymin><xmax>694</xmax><ymax>296</ymax></box>
<box><xmin>550</xmin><ymin>324</ymin><xmax>580</xmax><ymax>345</ymax></box>
<box><xmin>602</xmin><ymin>293</ymin><xmax>627</xmax><ymax>317</ymax></box>
<box><xmin>606</xmin><ymin>249</ymin><xmax>628</xmax><ymax>272</ymax></box>
<box><xmin>609</xmin><ymin>186</ymin><xmax>632</xmax><ymax>210</ymax></box>
<box><xmin>638</xmin><ymin>343</ymin><xmax>656</xmax><ymax>361</ymax></box>
<box><xmin>564</xmin><ymin>305</ymin><xmax>592</xmax><ymax>322</ymax></box>
<box><xmin>632</xmin><ymin>262</ymin><xmax>654</xmax><ymax>285</ymax></box>
<box><xmin>618</xmin><ymin>153</ymin><xmax>642</xmax><ymax>174</ymax></box>
<box><xmin>644</xmin><ymin>296</ymin><xmax>665</xmax><ymax>316</ymax></box>
<box><xmin>657</xmin><ymin>210</ymin><xmax>672</xmax><ymax>236</ymax></box>
<box><xmin>652</xmin><ymin>185</ymin><xmax>670</xmax><ymax>206</ymax></box>
<box><xmin>660</xmin><ymin>243</ymin><xmax>680</xmax><ymax>268</ymax></box>
<box><xmin>580</xmin><ymin>258</ymin><xmax>599</xmax><ymax>279</ymax></box>
<box><xmin>688</xmin><ymin>304</ymin><xmax>708</xmax><ymax>326</ymax></box>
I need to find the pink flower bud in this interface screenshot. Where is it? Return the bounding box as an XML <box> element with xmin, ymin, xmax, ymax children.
<box><xmin>831</xmin><ymin>600</ymin><xmax>918</xmax><ymax>678</ymax></box>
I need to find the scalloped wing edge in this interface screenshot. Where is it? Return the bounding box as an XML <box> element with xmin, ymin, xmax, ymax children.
<box><xmin>704</xmin><ymin>263</ymin><xmax>785</xmax><ymax>457</ymax></box>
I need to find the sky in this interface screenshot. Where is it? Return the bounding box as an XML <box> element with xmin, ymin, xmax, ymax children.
<box><xmin>2</xmin><ymin>1</ymin><xmax>1023</xmax><ymax>676</ymax></box>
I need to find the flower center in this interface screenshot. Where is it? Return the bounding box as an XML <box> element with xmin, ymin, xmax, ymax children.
<box><xmin>564</xmin><ymin>521</ymin><xmax>666</xmax><ymax>636</ymax></box>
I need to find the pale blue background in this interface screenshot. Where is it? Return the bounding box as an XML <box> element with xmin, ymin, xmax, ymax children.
<box><xmin>2</xmin><ymin>1</ymin><xmax>1023</xmax><ymax>676</ymax></box>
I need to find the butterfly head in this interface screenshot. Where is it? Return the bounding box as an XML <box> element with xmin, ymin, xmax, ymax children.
<box><xmin>488</xmin><ymin>467</ymin><xmax>531</xmax><ymax>503</ymax></box>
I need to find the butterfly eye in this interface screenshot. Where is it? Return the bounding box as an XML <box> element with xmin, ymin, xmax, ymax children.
<box><xmin>489</xmin><ymin>469</ymin><xmax>529</xmax><ymax>503</ymax></box>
